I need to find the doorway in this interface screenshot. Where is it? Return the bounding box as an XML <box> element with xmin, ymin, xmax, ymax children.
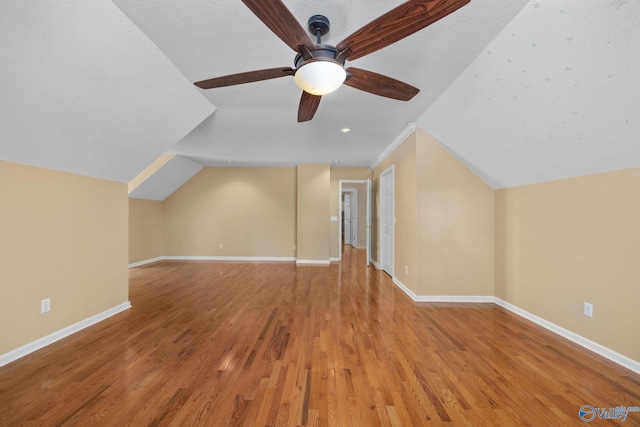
<box><xmin>338</xmin><ymin>179</ymin><xmax>371</xmax><ymax>266</ymax></box>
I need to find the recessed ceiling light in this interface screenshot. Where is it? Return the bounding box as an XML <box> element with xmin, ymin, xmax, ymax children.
<box><xmin>226</xmin><ymin>160</ymin><xmax>233</xmax><ymax>164</ymax></box>
<box><xmin>332</xmin><ymin>161</ymin><xmax>341</xmax><ymax>164</ymax></box>
<box><xmin>340</xmin><ymin>128</ymin><xmax>351</xmax><ymax>133</ymax></box>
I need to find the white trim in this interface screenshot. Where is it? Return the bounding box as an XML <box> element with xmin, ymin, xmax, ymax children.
<box><xmin>161</xmin><ymin>256</ymin><xmax>296</xmax><ymax>262</ymax></box>
<box><xmin>0</xmin><ymin>302</ymin><xmax>131</xmax><ymax>368</ymax></box>
<box><xmin>296</xmin><ymin>260</ymin><xmax>331</xmax><ymax>266</ymax></box>
<box><xmin>370</xmin><ymin>123</ymin><xmax>415</xmax><ymax>170</ymax></box>
<box><xmin>392</xmin><ymin>278</ymin><xmax>493</xmax><ymax>303</ymax></box>
<box><xmin>128</xmin><ymin>256</ymin><xmax>163</xmax><ymax>268</ymax></box>
<box><xmin>330</xmin><ymin>257</ymin><xmax>340</xmax><ymax>262</ymax></box>
<box><xmin>366</xmin><ymin>178</ymin><xmax>371</xmax><ymax>267</ymax></box>
<box><xmin>494</xmin><ymin>298</ymin><xmax>640</xmax><ymax>375</ymax></box>
<box><xmin>388</xmin><ymin>281</ymin><xmax>640</xmax><ymax>374</ymax></box>
<box><xmin>337</xmin><ymin>179</ymin><xmax>370</xmax><ymax>262</ymax></box>
<box><xmin>415</xmin><ymin>295</ymin><xmax>495</xmax><ymax>303</ymax></box>
<box><xmin>370</xmin><ymin>259</ymin><xmax>382</xmax><ymax>269</ymax></box>
<box><xmin>379</xmin><ymin>166</ymin><xmax>394</xmax><ymax>276</ymax></box>
<box><xmin>342</xmin><ymin>189</ymin><xmax>358</xmax><ymax>248</ymax></box>
<box><xmin>392</xmin><ymin>277</ymin><xmax>417</xmax><ymax>300</ymax></box>
<box><xmin>129</xmin><ymin>256</ymin><xmax>300</xmax><ymax>269</ymax></box>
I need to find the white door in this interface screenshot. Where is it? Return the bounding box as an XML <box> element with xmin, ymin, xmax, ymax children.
<box><xmin>380</xmin><ymin>168</ymin><xmax>394</xmax><ymax>275</ymax></box>
<box><xmin>366</xmin><ymin>179</ymin><xmax>371</xmax><ymax>267</ymax></box>
<box><xmin>344</xmin><ymin>193</ymin><xmax>352</xmax><ymax>246</ymax></box>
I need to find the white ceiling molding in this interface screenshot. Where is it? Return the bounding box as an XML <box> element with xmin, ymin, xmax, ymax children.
<box><xmin>370</xmin><ymin>123</ymin><xmax>416</xmax><ymax>171</ymax></box>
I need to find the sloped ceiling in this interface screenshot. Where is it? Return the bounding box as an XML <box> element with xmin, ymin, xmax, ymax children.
<box><xmin>418</xmin><ymin>0</ymin><xmax>640</xmax><ymax>188</ymax></box>
<box><xmin>129</xmin><ymin>155</ymin><xmax>203</xmax><ymax>201</ymax></box>
<box><xmin>112</xmin><ymin>0</ymin><xmax>529</xmax><ymax>168</ymax></box>
<box><xmin>2</xmin><ymin>1</ymin><xmax>639</xmax><ymax>191</ymax></box>
<box><xmin>0</xmin><ymin>1</ymin><xmax>215</xmax><ymax>183</ymax></box>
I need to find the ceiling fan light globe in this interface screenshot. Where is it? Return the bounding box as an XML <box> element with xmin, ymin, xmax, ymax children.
<box><xmin>294</xmin><ymin>61</ymin><xmax>346</xmax><ymax>96</ymax></box>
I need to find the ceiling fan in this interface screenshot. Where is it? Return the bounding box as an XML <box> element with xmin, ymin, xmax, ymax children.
<box><xmin>194</xmin><ymin>0</ymin><xmax>470</xmax><ymax>122</ymax></box>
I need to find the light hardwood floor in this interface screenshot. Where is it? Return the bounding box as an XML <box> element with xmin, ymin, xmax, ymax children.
<box><xmin>1</xmin><ymin>247</ymin><xmax>639</xmax><ymax>426</ymax></box>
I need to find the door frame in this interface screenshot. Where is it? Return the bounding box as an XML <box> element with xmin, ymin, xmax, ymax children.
<box><xmin>342</xmin><ymin>189</ymin><xmax>357</xmax><ymax>248</ymax></box>
<box><xmin>338</xmin><ymin>179</ymin><xmax>371</xmax><ymax>263</ymax></box>
<box><xmin>379</xmin><ymin>166</ymin><xmax>394</xmax><ymax>276</ymax></box>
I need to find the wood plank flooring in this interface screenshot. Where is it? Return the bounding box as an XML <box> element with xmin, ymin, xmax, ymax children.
<box><xmin>1</xmin><ymin>247</ymin><xmax>639</xmax><ymax>426</ymax></box>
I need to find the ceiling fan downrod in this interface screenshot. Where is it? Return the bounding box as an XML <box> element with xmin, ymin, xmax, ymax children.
<box><xmin>308</xmin><ymin>15</ymin><xmax>330</xmax><ymax>45</ymax></box>
<box><xmin>294</xmin><ymin>15</ymin><xmax>345</xmax><ymax>72</ymax></box>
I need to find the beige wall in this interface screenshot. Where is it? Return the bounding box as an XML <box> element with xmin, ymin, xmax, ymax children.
<box><xmin>391</xmin><ymin>136</ymin><xmax>419</xmax><ymax>292</ymax></box>
<box><xmin>372</xmin><ymin>132</ymin><xmax>418</xmax><ymax>293</ymax></box>
<box><xmin>129</xmin><ymin>198</ymin><xmax>163</xmax><ymax>264</ymax></box>
<box><xmin>495</xmin><ymin>167</ymin><xmax>640</xmax><ymax>361</ymax></box>
<box><xmin>0</xmin><ymin>161</ymin><xmax>129</xmax><ymax>355</ymax></box>
<box><xmin>329</xmin><ymin>167</ymin><xmax>372</xmax><ymax>259</ymax></box>
<box><xmin>370</xmin><ymin>128</ymin><xmax>494</xmax><ymax>297</ymax></box>
<box><xmin>297</xmin><ymin>165</ymin><xmax>331</xmax><ymax>262</ymax></box>
<box><xmin>416</xmin><ymin>129</ymin><xmax>495</xmax><ymax>296</ymax></box>
<box><xmin>163</xmin><ymin>167</ymin><xmax>296</xmax><ymax>258</ymax></box>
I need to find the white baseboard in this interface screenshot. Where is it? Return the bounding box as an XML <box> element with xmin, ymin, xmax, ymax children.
<box><xmin>3</xmin><ymin>278</ymin><xmax>637</xmax><ymax>377</ymax></box>
<box><xmin>415</xmin><ymin>295</ymin><xmax>495</xmax><ymax>303</ymax></box>
<box><xmin>128</xmin><ymin>257</ymin><xmax>163</xmax><ymax>268</ymax></box>
<box><xmin>147</xmin><ymin>256</ymin><xmax>296</xmax><ymax>263</ymax></box>
<box><xmin>370</xmin><ymin>259</ymin><xmax>382</xmax><ymax>269</ymax></box>
<box><xmin>391</xmin><ymin>278</ymin><xmax>493</xmax><ymax>303</ymax></box>
<box><xmin>0</xmin><ymin>302</ymin><xmax>131</xmax><ymax>368</ymax></box>
<box><xmin>329</xmin><ymin>257</ymin><xmax>340</xmax><ymax>262</ymax></box>
<box><xmin>390</xmin><ymin>279</ymin><xmax>639</xmax><ymax>374</ymax></box>
<box><xmin>296</xmin><ymin>260</ymin><xmax>331</xmax><ymax>266</ymax></box>
<box><xmin>494</xmin><ymin>298</ymin><xmax>640</xmax><ymax>375</ymax></box>
<box><xmin>392</xmin><ymin>277</ymin><xmax>416</xmax><ymax>299</ymax></box>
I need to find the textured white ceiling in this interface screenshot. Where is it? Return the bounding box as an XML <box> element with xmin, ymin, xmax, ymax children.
<box><xmin>2</xmin><ymin>0</ymin><xmax>638</xmax><ymax>191</ymax></box>
<box><xmin>112</xmin><ymin>0</ymin><xmax>528</xmax><ymax>168</ymax></box>
<box><xmin>0</xmin><ymin>1</ymin><xmax>214</xmax><ymax>183</ymax></box>
<box><xmin>418</xmin><ymin>0</ymin><xmax>640</xmax><ymax>188</ymax></box>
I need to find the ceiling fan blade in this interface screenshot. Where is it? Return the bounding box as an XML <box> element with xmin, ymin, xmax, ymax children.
<box><xmin>194</xmin><ymin>67</ymin><xmax>294</xmax><ymax>89</ymax></box>
<box><xmin>337</xmin><ymin>0</ymin><xmax>470</xmax><ymax>61</ymax></box>
<box><xmin>298</xmin><ymin>91</ymin><xmax>322</xmax><ymax>122</ymax></box>
<box><xmin>345</xmin><ymin>68</ymin><xmax>419</xmax><ymax>101</ymax></box>
<box><xmin>242</xmin><ymin>0</ymin><xmax>316</xmax><ymax>53</ymax></box>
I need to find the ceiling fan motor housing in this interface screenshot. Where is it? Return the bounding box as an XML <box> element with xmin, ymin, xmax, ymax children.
<box><xmin>294</xmin><ymin>44</ymin><xmax>343</xmax><ymax>69</ymax></box>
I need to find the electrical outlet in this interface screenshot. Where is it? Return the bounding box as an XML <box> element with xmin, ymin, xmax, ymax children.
<box><xmin>584</xmin><ymin>302</ymin><xmax>593</xmax><ymax>318</ymax></box>
<box><xmin>219</xmin><ymin>243</ymin><xmax>223</xmax><ymax>250</ymax></box>
<box><xmin>41</xmin><ymin>298</ymin><xmax>51</xmax><ymax>314</ymax></box>
<box><xmin>293</xmin><ymin>244</ymin><xmax>296</xmax><ymax>250</ymax></box>
<box><xmin>405</xmin><ymin>265</ymin><xmax>409</xmax><ymax>274</ymax></box>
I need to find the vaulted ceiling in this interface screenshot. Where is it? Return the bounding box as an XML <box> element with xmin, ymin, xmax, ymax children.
<box><xmin>2</xmin><ymin>1</ymin><xmax>639</xmax><ymax>195</ymax></box>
